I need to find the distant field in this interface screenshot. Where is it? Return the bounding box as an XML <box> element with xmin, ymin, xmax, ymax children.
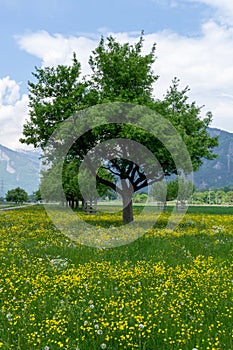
<box><xmin>187</xmin><ymin>204</ymin><xmax>233</xmax><ymax>215</ymax></box>
<box><xmin>97</xmin><ymin>201</ymin><xmax>233</xmax><ymax>215</ymax></box>
<box><xmin>0</xmin><ymin>205</ymin><xmax>232</xmax><ymax>349</ymax></box>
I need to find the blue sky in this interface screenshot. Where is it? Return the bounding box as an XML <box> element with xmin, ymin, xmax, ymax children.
<box><xmin>0</xmin><ymin>0</ymin><xmax>211</xmax><ymax>87</ymax></box>
<box><xmin>0</xmin><ymin>0</ymin><xmax>233</xmax><ymax>149</ymax></box>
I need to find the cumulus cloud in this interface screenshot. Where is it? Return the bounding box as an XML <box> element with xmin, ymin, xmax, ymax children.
<box><xmin>15</xmin><ymin>18</ymin><xmax>233</xmax><ymax>133</ymax></box>
<box><xmin>0</xmin><ymin>77</ymin><xmax>29</xmax><ymax>150</ymax></box>
<box><xmin>16</xmin><ymin>31</ymin><xmax>97</xmax><ymax>75</ymax></box>
<box><xmin>189</xmin><ymin>0</ymin><xmax>233</xmax><ymax>25</ymax></box>
<box><xmin>11</xmin><ymin>0</ymin><xmax>233</xmax><ymax>141</ymax></box>
<box><xmin>0</xmin><ymin>76</ymin><xmax>20</xmax><ymax>105</ymax></box>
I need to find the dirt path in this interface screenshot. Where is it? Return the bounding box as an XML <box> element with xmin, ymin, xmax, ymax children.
<box><xmin>0</xmin><ymin>203</ymin><xmax>38</xmax><ymax>211</ymax></box>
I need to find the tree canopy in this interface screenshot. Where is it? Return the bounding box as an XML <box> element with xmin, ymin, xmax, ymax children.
<box><xmin>6</xmin><ymin>187</ymin><xmax>28</xmax><ymax>204</ymax></box>
<box><xmin>20</xmin><ymin>33</ymin><xmax>218</xmax><ymax>223</ymax></box>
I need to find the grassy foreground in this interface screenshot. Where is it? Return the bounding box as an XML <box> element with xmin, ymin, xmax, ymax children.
<box><xmin>0</xmin><ymin>205</ymin><xmax>232</xmax><ymax>350</ymax></box>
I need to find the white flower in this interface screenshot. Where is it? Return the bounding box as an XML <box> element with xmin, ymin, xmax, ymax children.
<box><xmin>100</xmin><ymin>344</ymin><xmax>107</xmax><ymax>349</ymax></box>
<box><xmin>6</xmin><ymin>312</ymin><xmax>12</xmax><ymax>321</ymax></box>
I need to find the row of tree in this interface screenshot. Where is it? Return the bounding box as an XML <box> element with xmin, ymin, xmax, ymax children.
<box><xmin>3</xmin><ymin>185</ymin><xmax>233</xmax><ymax>206</ymax></box>
<box><xmin>19</xmin><ymin>33</ymin><xmax>218</xmax><ymax>223</ymax></box>
<box><xmin>137</xmin><ymin>180</ymin><xmax>233</xmax><ymax>205</ymax></box>
<box><xmin>191</xmin><ymin>190</ymin><xmax>233</xmax><ymax>204</ymax></box>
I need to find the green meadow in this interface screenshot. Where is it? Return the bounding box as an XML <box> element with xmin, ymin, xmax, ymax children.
<box><xmin>0</xmin><ymin>204</ymin><xmax>232</xmax><ymax>349</ymax></box>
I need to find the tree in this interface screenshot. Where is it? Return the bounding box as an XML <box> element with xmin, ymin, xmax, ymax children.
<box><xmin>20</xmin><ymin>34</ymin><xmax>218</xmax><ymax>223</ymax></box>
<box><xmin>149</xmin><ymin>180</ymin><xmax>167</xmax><ymax>203</ymax></box>
<box><xmin>226</xmin><ymin>191</ymin><xmax>233</xmax><ymax>204</ymax></box>
<box><xmin>62</xmin><ymin>159</ymin><xmax>82</xmax><ymax>208</ymax></box>
<box><xmin>133</xmin><ymin>193</ymin><xmax>149</xmax><ymax>203</ymax></box>
<box><xmin>155</xmin><ymin>78</ymin><xmax>218</xmax><ymax>172</ymax></box>
<box><xmin>166</xmin><ymin>177</ymin><xmax>194</xmax><ymax>203</ymax></box>
<box><xmin>31</xmin><ymin>189</ymin><xmax>42</xmax><ymax>202</ymax></box>
<box><xmin>63</xmin><ymin>160</ymin><xmax>113</xmax><ymax>210</ymax></box>
<box><xmin>19</xmin><ymin>54</ymin><xmax>90</xmax><ymax>149</ymax></box>
<box><xmin>88</xmin><ymin>34</ymin><xmax>157</xmax><ymax>104</ymax></box>
<box><xmin>215</xmin><ymin>190</ymin><xmax>226</xmax><ymax>204</ymax></box>
<box><xmin>40</xmin><ymin>161</ymin><xmax>66</xmax><ymax>203</ymax></box>
<box><xmin>6</xmin><ymin>187</ymin><xmax>28</xmax><ymax>204</ymax></box>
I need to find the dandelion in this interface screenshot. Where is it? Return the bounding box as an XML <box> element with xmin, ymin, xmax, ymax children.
<box><xmin>139</xmin><ymin>323</ymin><xmax>145</xmax><ymax>329</ymax></box>
<box><xmin>100</xmin><ymin>344</ymin><xmax>107</xmax><ymax>349</ymax></box>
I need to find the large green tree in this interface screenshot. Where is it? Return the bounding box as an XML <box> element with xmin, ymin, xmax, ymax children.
<box><xmin>20</xmin><ymin>34</ymin><xmax>218</xmax><ymax>223</ymax></box>
<box><xmin>6</xmin><ymin>187</ymin><xmax>28</xmax><ymax>204</ymax></box>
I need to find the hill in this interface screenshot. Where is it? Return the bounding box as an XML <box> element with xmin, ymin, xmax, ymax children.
<box><xmin>0</xmin><ymin>145</ymin><xmax>40</xmax><ymax>196</ymax></box>
<box><xmin>194</xmin><ymin>128</ymin><xmax>233</xmax><ymax>189</ymax></box>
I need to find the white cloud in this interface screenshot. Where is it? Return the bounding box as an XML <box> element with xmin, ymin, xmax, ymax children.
<box><xmin>14</xmin><ymin>7</ymin><xmax>233</xmax><ymax>136</ymax></box>
<box><xmin>148</xmin><ymin>21</ymin><xmax>233</xmax><ymax>132</ymax></box>
<box><xmin>0</xmin><ymin>77</ymin><xmax>29</xmax><ymax>150</ymax></box>
<box><xmin>0</xmin><ymin>76</ymin><xmax>20</xmax><ymax>105</ymax></box>
<box><xmin>16</xmin><ymin>31</ymin><xmax>97</xmax><ymax>76</ymax></box>
<box><xmin>188</xmin><ymin>0</ymin><xmax>233</xmax><ymax>25</ymax></box>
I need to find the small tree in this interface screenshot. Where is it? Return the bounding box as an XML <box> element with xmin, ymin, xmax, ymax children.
<box><xmin>6</xmin><ymin>187</ymin><xmax>28</xmax><ymax>204</ymax></box>
<box><xmin>133</xmin><ymin>193</ymin><xmax>149</xmax><ymax>203</ymax></box>
<box><xmin>215</xmin><ymin>190</ymin><xmax>226</xmax><ymax>204</ymax></box>
<box><xmin>167</xmin><ymin>177</ymin><xmax>194</xmax><ymax>204</ymax></box>
<box><xmin>32</xmin><ymin>189</ymin><xmax>42</xmax><ymax>202</ymax></box>
<box><xmin>150</xmin><ymin>180</ymin><xmax>167</xmax><ymax>210</ymax></box>
<box><xmin>226</xmin><ymin>191</ymin><xmax>233</xmax><ymax>204</ymax></box>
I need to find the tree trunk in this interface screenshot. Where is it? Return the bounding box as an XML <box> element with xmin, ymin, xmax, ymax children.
<box><xmin>122</xmin><ymin>195</ymin><xmax>133</xmax><ymax>223</ymax></box>
<box><xmin>82</xmin><ymin>197</ymin><xmax>85</xmax><ymax>211</ymax></box>
<box><xmin>121</xmin><ymin>179</ymin><xmax>134</xmax><ymax>223</ymax></box>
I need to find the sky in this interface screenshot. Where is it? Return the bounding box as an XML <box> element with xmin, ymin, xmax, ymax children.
<box><xmin>0</xmin><ymin>0</ymin><xmax>233</xmax><ymax>150</ymax></box>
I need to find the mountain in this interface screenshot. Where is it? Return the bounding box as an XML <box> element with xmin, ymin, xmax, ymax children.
<box><xmin>194</xmin><ymin>128</ymin><xmax>233</xmax><ymax>189</ymax></box>
<box><xmin>0</xmin><ymin>145</ymin><xmax>40</xmax><ymax>196</ymax></box>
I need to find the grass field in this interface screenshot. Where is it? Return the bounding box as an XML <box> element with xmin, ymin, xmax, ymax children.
<box><xmin>0</xmin><ymin>204</ymin><xmax>232</xmax><ymax>349</ymax></box>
